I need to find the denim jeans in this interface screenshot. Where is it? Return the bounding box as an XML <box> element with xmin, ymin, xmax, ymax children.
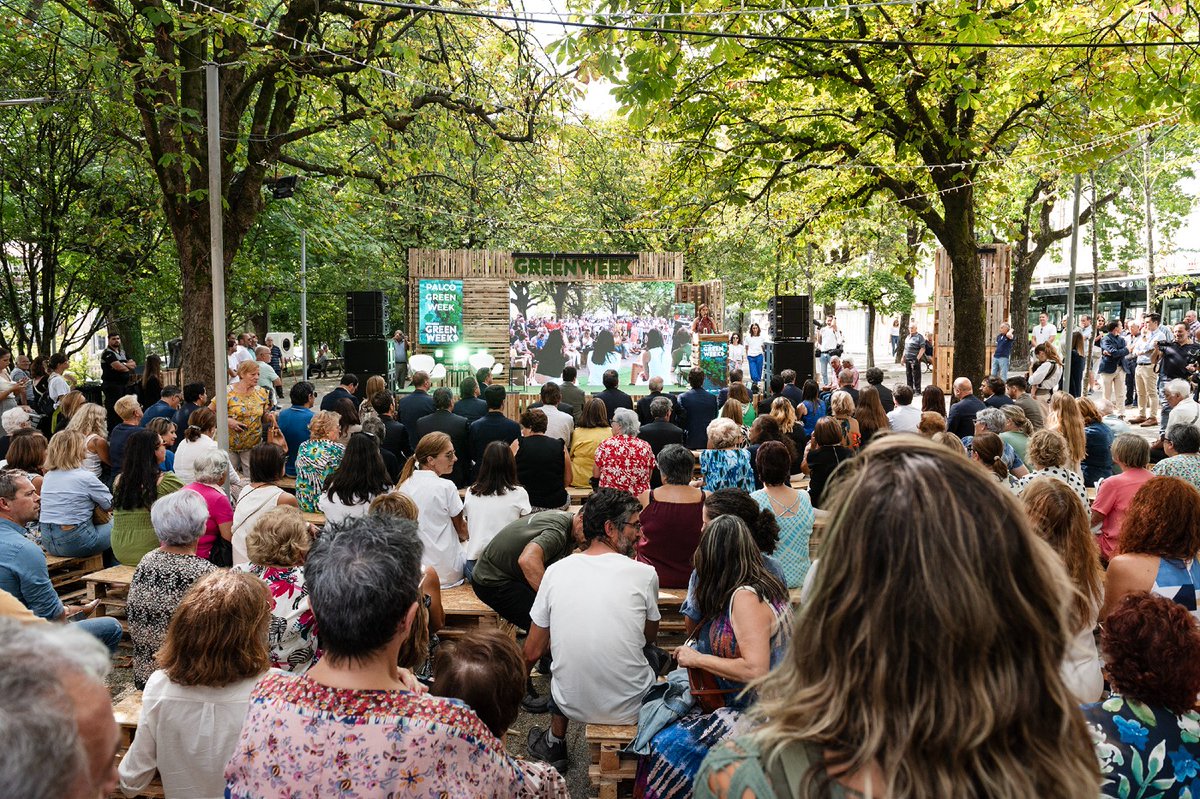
<box><xmin>819</xmin><ymin>353</ymin><xmax>832</xmax><ymax>384</ymax></box>
<box><xmin>747</xmin><ymin>354</ymin><xmax>764</xmax><ymax>384</ymax></box>
<box><xmin>41</xmin><ymin>518</ymin><xmax>116</xmax><ymax>566</ymax></box>
<box><xmin>990</xmin><ymin>356</ymin><xmax>1010</xmax><ymax>380</ymax></box>
<box><xmin>74</xmin><ymin>616</ymin><xmax>124</xmax><ymax>654</ymax></box>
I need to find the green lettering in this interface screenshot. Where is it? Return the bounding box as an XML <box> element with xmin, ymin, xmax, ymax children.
<box><xmin>513</xmin><ymin>256</ymin><xmax>527</xmax><ymax>274</ymax></box>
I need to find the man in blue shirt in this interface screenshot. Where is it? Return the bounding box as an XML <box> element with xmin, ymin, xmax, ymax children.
<box><xmin>991</xmin><ymin>322</ymin><xmax>1014</xmax><ymax>380</ymax></box>
<box><xmin>140</xmin><ymin>385</ymin><xmax>182</xmax><ymax>428</ymax></box>
<box><xmin>277</xmin><ymin>382</ymin><xmax>316</xmax><ymax>477</ymax></box>
<box><xmin>0</xmin><ymin>472</ymin><xmax>122</xmax><ymax>652</ymax></box>
<box><xmin>678</xmin><ymin>367</ymin><xmax>719</xmax><ymax>450</ymax></box>
<box><xmin>173</xmin><ymin>382</ymin><xmax>208</xmax><ymax>432</ymax></box>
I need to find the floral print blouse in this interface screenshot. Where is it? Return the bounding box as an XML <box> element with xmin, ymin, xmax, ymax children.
<box><xmin>224</xmin><ymin>672</ymin><xmax>568</xmax><ymax>798</ymax></box>
<box><xmin>595</xmin><ymin>434</ymin><xmax>656</xmax><ymax>497</ymax></box>
<box><xmin>232</xmin><ymin>564</ymin><xmax>318</xmax><ymax>673</ymax></box>
<box><xmin>295</xmin><ymin>439</ymin><xmax>344</xmax><ymax>512</ymax></box>
<box><xmin>700</xmin><ymin>448</ymin><xmax>755</xmax><ymax>493</ymax></box>
<box><xmin>221</xmin><ymin>386</ymin><xmax>273</xmax><ymax>452</ymax></box>
<box><xmin>1085</xmin><ymin>694</ymin><xmax>1200</xmax><ymax>798</ymax></box>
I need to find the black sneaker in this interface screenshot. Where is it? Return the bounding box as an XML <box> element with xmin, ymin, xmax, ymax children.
<box><xmin>527</xmin><ymin>726</ymin><xmax>569</xmax><ymax>772</ymax></box>
<box><xmin>521</xmin><ymin>691</ymin><xmax>551</xmax><ymax>714</ymax></box>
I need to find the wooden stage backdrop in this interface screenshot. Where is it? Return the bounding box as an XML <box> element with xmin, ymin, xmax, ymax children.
<box><xmin>407</xmin><ymin>249</ymin><xmax>687</xmax><ymax>385</ymax></box>
<box><xmin>932</xmin><ymin>244</ymin><xmax>1012</xmax><ymax>392</ymax></box>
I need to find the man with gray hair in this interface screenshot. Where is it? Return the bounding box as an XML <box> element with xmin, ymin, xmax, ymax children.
<box><xmin>255</xmin><ymin>345</ymin><xmax>284</xmax><ymax>399</ymax></box>
<box><xmin>415</xmin><ymin>386</ymin><xmax>471</xmax><ymax>487</ymax></box>
<box><xmin>962</xmin><ymin>408</ymin><xmax>1030</xmax><ymax>478</ymax></box>
<box><xmin>635</xmin><ymin>376</ymin><xmax>683</xmax><ymax>427</ymax></box>
<box><xmin>1162</xmin><ymin>378</ymin><xmax>1200</xmax><ymax>438</ymax></box>
<box><xmin>638</xmin><ymin>396</ymin><xmax>685</xmax><ymax>488</ymax></box>
<box><xmin>0</xmin><ymin>619</ymin><xmax>118</xmax><ymax>799</ymax></box>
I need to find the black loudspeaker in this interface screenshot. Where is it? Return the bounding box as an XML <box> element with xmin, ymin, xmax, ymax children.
<box><xmin>346</xmin><ymin>291</ymin><xmax>388</xmax><ymax>339</ymax></box>
<box><xmin>769</xmin><ymin>295</ymin><xmax>811</xmax><ymax>341</ymax></box>
<box><xmin>770</xmin><ymin>340</ymin><xmax>815</xmax><ymax>385</ymax></box>
<box><xmin>342</xmin><ymin>338</ymin><xmax>394</xmax><ymax>399</ymax></box>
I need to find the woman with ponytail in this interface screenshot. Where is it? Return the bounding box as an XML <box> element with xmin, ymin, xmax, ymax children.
<box><xmin>969</xmin><ymin>432</ymin><xmax>1018</xmax><ymax>493</ymax></box>
<box><xmin>397</xmin><ymin>431</ymin><xmax>467</xmax><ymax>588</ymax></box>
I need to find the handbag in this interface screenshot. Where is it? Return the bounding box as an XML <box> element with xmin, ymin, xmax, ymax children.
<box><xmin>687</xmin><ymin>664</ymin><xmax>737</xmax><ymax>713</ymax></box>
<box><xmin>206</xmin><ymin>535</ymin><xmax>233</xmax><ymax>568</ymax></box>
<box><xmin>91</xmin><ymin>506</ymin><xmax>112</xmax><ymax>525</ymax></box>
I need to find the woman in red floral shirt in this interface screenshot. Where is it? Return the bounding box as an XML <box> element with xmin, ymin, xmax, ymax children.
<box><xmin>593</xmin><ymin>407</ymin><xmax>657</xmax><ymax>496</ymax></box>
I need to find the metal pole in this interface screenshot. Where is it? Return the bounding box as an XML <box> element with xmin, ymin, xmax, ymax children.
<box><xmin>1143</xmin><ymin>133</ymin><xmax>1156</xmax><ymax>310</ymax></box>
<box><xmin>300</xmin><ymin>229</ymin><xmax>309</xmax><ymax>381</ymax></box>
<box><xmin>1064</xmin><ymin>172</ymin><xmax>1082</xmax><ymax>396</ymax></box>
<box><xmin>206</xmin><ymin>63</ymin><xmax>229</xmax><ymax>450</ymax></box>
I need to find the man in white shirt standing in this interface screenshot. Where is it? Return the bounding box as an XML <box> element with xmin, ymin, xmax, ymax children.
<box><xmin>1131</xmin><ymin>319</ymin><xmax>1159</xmax><ymax>425</ymax></box>
<box><xmin>886</xmin><ymin>384</ymin><xmax>922</xmax><ymax>432</ymax></box>
<box><xmin>817</xmin><ymin>316</ymin><xmax>844</xmax><ymax>386</ymax></box>
<box><xmin>1031</xmin><ymin>313</ymin><xmax>1058</xmax><ymax>349</ymax></box>
<box><xmin>525</xmin><ymin>488</ymin><xmax>660</xmax><ymax>772</ymax></box>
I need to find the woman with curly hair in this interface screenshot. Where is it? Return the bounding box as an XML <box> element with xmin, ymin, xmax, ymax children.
<box><xmin>1022</xmin><ymin>477</ymin><xmax>1104</xmax><ymax>702</ymax></box>
<box><xmin>1083</xmin><ymin>593</ymin><xmax>1200</xmax><ymax>796</ymax></box>
<box><xmin>696</xmin><ymin>436</ymin><xmax>1099</xmax><ymax>799</ymax></box>
<box><xmin>1102</xmin><ymin>475</ymin><xmax>1200</xmax><ymax>622</ymax></box>
<box><xmin>1015</xmin><ymin>429</ymin><xmax>1088</xmax><ymax>506</ymax></box>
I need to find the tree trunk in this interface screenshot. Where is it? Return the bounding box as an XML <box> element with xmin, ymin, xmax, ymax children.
<box><xmin>865</xmin><ymin>303</ymin><xmax>876</xmax><ymax>368</ymax></box>
<box><xmin>178</xmin><ymin>230</ymin><xmax>217</xmax><ymax>393</ymax></box>
<box><xmin>942</xmin><ymin>196</ymin><xmax>987</xmax><ymax>391</ymax></box>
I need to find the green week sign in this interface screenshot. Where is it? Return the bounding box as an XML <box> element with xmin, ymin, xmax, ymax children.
<box><xmin>512</xmin><ymin>253</ymin><xmax>636</xmax><ymax>278</ymax></box>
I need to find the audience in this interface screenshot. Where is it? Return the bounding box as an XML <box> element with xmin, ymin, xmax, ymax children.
<box><xmin>119</xmin><ymin>571</ymin><xmax>271</xmax><ymax>797</ymax></box>
<box><xmin>512</xmin><ymin>409</ymin><xmax>571</xmax><ymax>512</ymax></box>
<box><xmin>111</xmin><ymin>429</ymin><xmax>184</xmax><ymax>565</ymax></box>
<box><xmin>319</xmin><ymin>432</ymin><xmax>392</xmax><ymax>526</ymax></box>
<box><xmin>1077</xmin><ymin>397</ymin><xmax>1115</xmax><ymax>486</ymax></box>
<box><xmin>231</xmin><ymin>442</ymin><xmax>299</xmax><ymax>564</ymax></box>
<box><xmin>570</xmin><ymin>398</ymin><xmax>612</xmax><ymax>488</ymax></box>
<box><xmin>917</xmin><ymin>409</ymin><xmax>946</xmax><ymax>437</ymax></box>
<box><xmin>172</xmin><ymin>406</ymin><xmax>219</xmax><ymax>484</ymax></box>
<box><xmin>696</xmin><ymin>437</ymin><xmax>1099</xmax><ymax>798</ymax></box>
<box><xmin>276</xmin><ymin>381</ymin><xmax>316</xmax><ymax>477</ymax></box>
<box><xmin>294</xmin><ymin>410</ymin><xmax>344</xmax><ymax>512</ymax></box>
<box><xmin>747</xmin><ymin>415</ymin><xmax>799</xmax><ymax>487</ymax></box>
<box><xmin>183</xmin><ymin>449</ymin><xmax>236</xmax><ymax>566</ymax></box>
<box><xmin>962</xmin><ymin>407</ymin><xmax>1029</xmax><ymax>476</ymax></box>
<box><xmin>234</xmin><ymin>506</ymin><xmax>319</xmax><ymax>673</ymax></box>
<box><xmin>969</xmin><ymin>431</ymin><xmax>1018</xmax><ymax>492</ymax></box>
<box><xmin>801</xmin><ymin>417</ymin><xmax>853</xmax><ymax>509</ymax></box>
<box><xmin>853</xmin><ymin>385</ymin><xmax>890</xmax><ymax>447</ymax></box>
<box><xmin>463</xmin><ymin>441</ymin><xmax>531</xmax><ymax>580</ymax></box>
<box><xmin>1000</xmin><ymin>403</ymin><xmax>1033</xmax><ymax>463</ymax></box>
<box><xmin>68</xmin><ymin>402</ymin><xmax>112</xmax><ymax>481</ymax></box>
<box><xmin>468</xmin><ymin>384</ymin><xmax>522</xmax><ymax>476</ymax></box>
<box><xmin>946</xmin><ymin>377</ymin><xmax>985</xmax><ymax>439</ymax></box>
<box><xmin>680</xmin><ymin>367</ymin><xmax>719</xmax><ymax>450</ymax></box>
<box><xmin>798</xmin><ymin>379</ymin><xmax>824</xmax><ymax>438</ymax></box>
<box><xmin>126</xmin><ymin>489</ymin><xmax>218</xmax><ymax>689</ymax></box>
<box><xmin>638</xmin><ymin>395</ymin><xmax>684</xmax><ymax>488</ymax></box>
<box><xmin>145</xmin><ymin>416</ymin><xmax>177</xmax><ymax>469</ymax></box>
<box><xmin>767</xmin><ymin>397</ymin><xmax>806</xmax><ymax>467</ymax></box>
<box><xmin>1015</xmin><ymin>429</ymin><xmax>1088</xmax><ymax>505</ymax></box>
<box><xmin>751</xmin><ymin>440</ymin><xmax>813</xmax><ymax>587</ymax></box>
<box><xmin>1091</xmin><ymin>433</ymin><xmax>1153</xmax><ymax>563</ymax></box>
<box><xmin>38</xmin><ymin>429</ymin><xmax>114</xmax><ymax>563</ymax></box>
<box><xmin>828</xmin><ymin>390</ymin><xmax>860</xmax><ymax>450</ymax></box>
<box><xmin>981</xmin><ymin>375</ymin><xmax>1013</xmax><ymax>408</ymax></box>
<box><xmin>864</xmin><ymin>367</ymin><xmax>894</xmax><ymax>412</ymax></box>
<box><xmin>533</xmin><ymin>382</ymin><xmax>575</xmax><ymax>446</ymax></box>
<box><xmin>594</xmin><ymin>408</ymin><xmax>656</xmax><ymax>496</ymax></box>
<box><xmin>636</xmin><ymin>444</ymin><xmax>705</xmax><ymax>589</ymax></box>
<box><xmin>108</xmin><ymin>395</ymin><xmax>143</xmax><ymax>476</ymax></box>
<box><xmin>398</xmin><ymin>431</ymin><xmax>468</xmax><ymax>588</ymax></box>
<box><xmin>416</xmin><ymin>387</ymin><xmax>472</xmax><ymax>488</ymax></box>
<box><xmin>698</xmin><ymin>417</ymin><xmax>753</xmax><ymax>492</ymax></box>
<box><xmin>1153</xmin><ymin>423</ymin><xmax>1200</xmax><ymax>489</ymax></box>
<box><xmin>453</xmin><ymin>376</ymin><xmax>488</xmax><ymax>423</ymax></box>
<box><xmin>594</xmin><ymin>368</ymin><xmax>634</xmax><ymax>424</ymax></box>
<box><xmin>1005</xmin><ymin>374</ymin><xmax>1046</xmax><ymax>429</ymax></box>
<box><xmin>173</xmin><ymin>382</ymin><xmax>208</xmax><ymax>434</ymax></box>
<box><xmin>920</xmin><ymin>384</ymin><xmax>946</xmax><ymax>417</ymax></box>
<box><xmin>886</xmin><ymin>384</ymin><xmax>920</xmax><ymax>432</ymax></box>
<box><xmin>396</xmin><ymin>370</ymin><xmax>436</xmax><ymax>451</ymax></box>
<box><xmin>1046</xmin><ymin>392</ymin><xmax>1087</xmax><ymax>470</ymax></box>
<box><xmin>718</xmin><ymin>398</ymin><xmax>750</xmax><ymax>445</ymax></box>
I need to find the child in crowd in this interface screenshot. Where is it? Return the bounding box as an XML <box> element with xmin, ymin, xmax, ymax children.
<box><xmin>432</xmin><ymin>629</ymin><xmax>525</xmax><ymax>739</ymax></box>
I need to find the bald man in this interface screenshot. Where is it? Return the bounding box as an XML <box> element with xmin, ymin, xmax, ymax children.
<box><xmin>945</xmin><ymin>376</ymin><xmax>985</xmax><ymax>439</ymax></box>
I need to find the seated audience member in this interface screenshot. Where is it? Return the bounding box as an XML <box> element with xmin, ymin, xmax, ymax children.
<box><xmin>141</xmin><ymin>385</ymin><xmax>182</xmax><ymax>428</ymax></box>
<box><xmin>0</xmin><ymin>407</ymin><xmax>32</xmax><ymax>458</ymax></box>
<box><xmin>921</xmin><ymin>384</ymin><xmax>947</xmax><ymax>418</ymax></box>
<box><xmin>468</xmin><ymin>384</ymin><xmax>522</xmax><ymax>478</ymax></box>
<box><xmin>767</xmin><ymin>398</ymin><xmax>806</xmax><ymax>469</ymax></box>
<box><xmin>111</xmin><ymin>429</ymin><xmax>185</xmax><ymax>566</ymax></box>
<box><xmin>864</xmin><ymin>367</ymin><xmax>894</xmax><ymax>412</ymax></box>
<box><xmin>463</xmin><ymin>441</ymin><xmax>531</xmax><ymax>580</ymax></box>
<box><xmin>781</xmin><ymin>370</ymin><xmax>804</xmax><ymax>407</ymax></box>
<box><xmin>398</xmin><ymin>431</ymin><xmax>468</xmax><ymax>588</ymax></box>
<box><xmin>1046</xmin><ymin>392</ymin><xmax>1087</xmax><ymax>471</ymax></box>
<box><xmin>571</xmin><ymin>398</ymin><xmax>613</xmax><ymax>489</ymax></box>
<box><xmin>183</xmin><ymin>449</ymin><xmax>236</xmax><ymax>566</ymax></box>
<box><xmin>594</xmin><ymin>408</ymin><xmax>656</xmax><ymax>496</ymax></box>
<box><xmin>752</xmin><ymin>441</ymin><xmax>814</xmax><ymax>587</ymax></box>
<box><xmin>332</xmin><ymin>397</ymin><xmax>361</xmax><ymax>440</ymax></box>
<box><xmin>5</xmin><ymin>430</ymin><xmax>45</xmax><ymax>488</ymax></box>
<box><xmin>1022</xmin><ymin>477</ymin><xmax>1104</xmax><ymax>702</ymax></box>
<box><xmin>453</xmin><ymin>377</ymin><xmax>488</xmax><ymax>423</ymax></box>
<box><xmin>145</xmin><ymin>417</ymin><xmax>178</xmax><ymax>469</ymax></box>
<box><xmin>981</xmin><ymin>376</ymin><xmax>1013</xmax><ymax>409</ymax></box>
<box><xmin>1153</xmin><ymin>423</ymin><xmax>1200</xmax><ymax>490</ymax></box>
<box><xmin>639</xmin><ymin>397</ymin><xmax>684</xmax><ymax>489</ymax></box>
<box><xmin>746</xmin><ymin>415</ymin><xmax>798</xmax><ymax>489</ymax></box>
<box><xmin>636</xmin><ymin>376</ymin><xmax>683</xmax><ymax>426</ymax></box>
<box><xmin>594</xmin><ymin>368</ymin><xmax>634</xmax><ymax>424</ymax></box>
<box><xmin>119</xmin><ymin>571</ymin><xmax>271</xmax><ymax>798</ymax></box>
<box><xmin>1015</xmin><ymin>429</ymin><xmax>1088</xmax><ymax>506</ymax></box>
<box><xmin>801</xmin><ymin>417</ymin><xmax>854</xmax><ymax>509</ymax></box>
<box><xmin>371</xmin><ymin>390</ymin><xmax>407</xmax><ymax>463</ymax></box>
<box><xmin>635</xmin><ymin>514</ymin><xmax>792</xmax><ymax>797</ymax></box>
<box><xmin>680</xmin><ymin>367</ymin><xmax>720</xmax><ymax>450</ymax></box>
<box><xmin>718</xmin><ymin>398</ymin><xmax>750</xmax><ymax>446</ymax></box>
<box><xmin>172</xmin><ymin>407</ymin><xmax>219</xmax><ymax>484</ymax></box>
<box><xmin>533</xmin><ymin>382</ymin><xmax>574</xmax><ymax>446</ymax></box>
<box><xmin>699</xmin><ymin>417</ymin><xmax>754</xmax><ymax>492</ymax></box>
<box><xmin>727</xmin><ymin>383</ymin><xmax>756</xmax><ymax>427</ymax></box>
<box><xmin>696</xmin><ymin>437</ymin><xmax>1100</xmax><ymax>799</ymax></box>
<box><xmin>797</xmin><ymin>380</ymin><xmax>824</xmax><ymax>438</ymax></box>
<box><xmin>512</xmin><ymin>409</ymin><xmax>570</xmax><ymax>512</ymax></box>
<box><xmin>276</xmin><ymin>381</ymin><xmax>316</xmax><ymax>477</ymax></box>
<box><xmin>231</xmin><ymin>443</ymin><xmax>299</xmax><ymax>564</ymax></box>
<box><xmin>67</xmin><ymin>402</ymin><xmax>110</xmax><ymax>477</ymax></box>
<box><xmin>834</xmin><ymin>369</ymin><xmax>859</xmax><ymax>405</ymax></box>
<box><xmin>234</xmin><ymin>506</ymin><xmax>319</xmax><ymax>673</ymax></box>
<box><xmin>853</xmin><ymin>386</ymin><xmax>890</xmax><ymax>447</ymax></box>
<box><xmin>932</xmin><ymin>431</ymin><xmax>969</xmax><ymax>455</ymax></box>
<box><xmin>886</xmin><ymin>384</ymin><xmax>921</xmax><ymax>433</ymax></box>
<box><xmin>1084</xmin><ymin>593</ymin><xmax>1200</xmax><ymax>796</ymax></box>
<box><xmin>0</xmin><ymin>619</ymin><xmax>120</xmax><ymax>798</ymax></box>
<box><xmin>828</xmin><ymin>390</ymin><xmax>861</xmax><ymax>450</ymax></box>
<box><xmin>126</xmin><ymin>490</ymin><xmax>218</xmax><ymax>689</ymax></box>
<box><xmin>1091</xmin><ymin>434</ymin><xmax>1154</xmax><ymax>564</ymax></box>
<box><xmin>108</xmin><ymin>395</ymin><xmax>144</xmax><ymax>476</ymax></box>
<box><xmin>757</xmin><ymin>375</ymin><xmax>787</xmax><ymax>417</ymax></box>
<box><xmin>1000</xmin><ymin>404</ymin><xmax>1034</xmax><ymax>463</ymax></box>
<box><xmin>1078</xmin><ymin>397</ymin><xmax>1115</xmax><ymax>487</ymax></box>
<box><xmin>173</xmin><ymin>382</ymin><xmax>208</xmax><ymax>433</ymax></box>
<box><xmin>357</xmin><ymin>376</ymin><xmax>387</xmax><ymax>423</ymax></box>
<box><xmin>636</xmin><ymin>444</ymin><xmax>705</xmax><ymax>589</ymax></box>
<box><xmin>294</xmin><ymin>410</ymin><xmax>345</xmax><ymax>513</ymax></box>
<box><xmin>224</xmin><ymin>515</ymin><xmax>564</xmax><ymax>797</ymax></box>
<box><xmin>415</xmin><ymin>388</ymin><xmax>472</xmax><ymax>488</ymax></box>
<box><xmin>50</xmin><ymin>388</ymin><xmax>84</xmax><ymax>435</ymax></box>
<box><xmin>1006</xmin><ymin>374</ymin><xmax>1046</xmax><ymax>429</ymax></box>
<box><xmin>961</xmin><ymin>407</ymin><xmax>1029</xmax><ymax>477</ymax></box>
<box><xmin>525</xmin><ymin>489</ymin><xmax>660</xmax><ymax>772</ymax></box>
<box><xmin>969</xmin><ymin>432</ymin><xmax>1019</xmax><ymax>493</ymax></box>
<box><xmin>917</xmin><ymin>410</ymin><xmax>946</xmax><ymax>437</ymax></box>
<box><xmin>945</xmin><ymin>377</ymin><xmax>985</xmax><ymax>439</ymax></box>
<box><xmin>319</xmin><ymin>432</ymin><xmax>392</xmax><ymax>527</ymax></box>
<box><xmin>38</xmin><ymin>429</ymin><xmax>114</xmax><ymax>562</ymax></box>
<box><xmin>1101</xmin><ymin>476</ymin><xmax>1200</xmax><ymax>622</ymax></box>
<box><xmin>0</xmin><ymin>471</ymin><xmax>123</xmax><ymax>652</ymax></box>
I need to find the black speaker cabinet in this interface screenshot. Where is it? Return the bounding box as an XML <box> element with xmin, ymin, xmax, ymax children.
<box><xmin>770</xmin><ymin>340</ymin><xmax>815</xmax><ymax>385</ymax></box>
<box><xmin>768</xmin><ymin>295</ymin><xmax>812</xmax><ymax>341</ymax></box>
<box><xmin>346</xmin><ymin>291</ymin><xmax>388</xmax><ymax>339</ymax></box>
<box><xmin>342</xmin><ymin>338</ymin><xmax>394</xmax><ymax>399</ymax></box>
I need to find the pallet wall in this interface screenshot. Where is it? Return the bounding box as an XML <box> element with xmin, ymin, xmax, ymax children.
<box><xmin>932</xmin><ymin>245</ymin><xmax>1012</xmax><ymax>392</ymax></box>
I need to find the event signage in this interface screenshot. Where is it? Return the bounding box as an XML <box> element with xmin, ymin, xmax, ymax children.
<box><xmin>698</xmin><ymin>337</ymin><xmax>729</xmax><ymax>393</ymax></box>
<box><xmin>418</xmin><ymin>279</ymin><xmax>463</xmax><ymax>345</ymax></box>
<box><xmin>512</xmin><ymin>253</ymin><xmax>637</xmax><ymax>279</ymax></box>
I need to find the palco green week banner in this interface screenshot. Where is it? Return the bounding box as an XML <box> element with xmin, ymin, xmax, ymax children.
<box><xmin>418</xmin><ymin>279</ymin><xmax>463</xmax><ymax>345</ymax></box>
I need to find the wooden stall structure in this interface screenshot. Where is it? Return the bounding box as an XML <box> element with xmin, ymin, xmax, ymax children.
<box><xmin>932</xmin><ymin>245</ymin><xmax>1012</xmax><ymax>392</ymax></box>
<box><xmin>407</xmin><ymin>250</ymin><xmax>685</xmax><ymax>385</ymax></box>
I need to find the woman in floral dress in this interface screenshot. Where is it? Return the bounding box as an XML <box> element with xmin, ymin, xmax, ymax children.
<box><xmin>594</xmin><ymin>408</ymin><xmax>656</xmax><ymax>496</ymax></box>
<box><xmin>294</xmin><ymin>410</ymin><xmax>344</xmax><ymax>512</ymax></box>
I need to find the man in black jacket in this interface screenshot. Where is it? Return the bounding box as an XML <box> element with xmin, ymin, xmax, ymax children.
<box><xmin>558</xmin><ymin>367</ymin><xmax>587</xmax><ymax>424</ymax></box>
<box><xmin>593</xmin><ymin>369</ymin><xmax>633</xmax><ymax>422</ymax></box>
<box><xmin>679</xmin><ymin>367</ymin><xmax>719</xmax><ymax>450</ymax></box>
<box><xmin>780</xmin><ymin>370</ymin><xmax>804</xmax><ymax>408</ymax></box>
<box><xmin>635</xmin><ymin>377</ymin><xmax>684</xmax><ymax>428</ymax></box>
<box><xmin>396</xmin><ymin>370</ymin><xmax>436</xmax><ymax>451</ymax></box>
<box><xmin>864</xmin><ymin>367</ymin><xmax>895</xmax><ymax>412</ymax></box>
<box><xmin>416</xmin><ymin>387</ymin><xmax>471</xmax><ymax>487</ymax></box>
<box><xmin>319</xmin><ymin>372</ymin><xmax>358</xmax><ymax>412</ymax></box>
<box><xmin>469</xmin><ymin>385</ymin><xmax>522</xmax><ymax>480</ymax></box>
<box><xmin>372</xmin><ymin>390</ymin><xmax>410</xmax><ymax>460</ymax></box>
<box><xmin>638</xmin><ymin>396</ymin><xmax>685</xmax><ymax>488</ymax></box>
<box><xmin>756</xmin><ymin>375</ymin><xmax>787</xmax><ymax>416</ymax></box>
<box><xmin>717</xmin><ymin>370</ymin><xmax>744</xmax><ymax>407</ymax></box>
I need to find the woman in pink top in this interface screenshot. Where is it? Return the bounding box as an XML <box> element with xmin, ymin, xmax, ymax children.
<box><xmin>1091</xmin><ymin>433</ymin><xmax>1154</xmax><ymax>563</ymax></box>
<box><xmin>184</xmin><ymin>449</ymin><xmax>235</xmax><ymax>563</ymax></box>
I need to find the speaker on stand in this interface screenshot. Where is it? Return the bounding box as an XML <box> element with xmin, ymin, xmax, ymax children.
<box><xmin>342</xmin><ymin>338</ymin><xmax>395</xmax><ymax>401</ymax></box>
<box><xmin>766</xmin><ymin>295</ymin><xmax>815</xmax><ymax>387</ymax></box>
<box><xmin>346</xmin><ymin>291</ymin><xmax>389</xmax><ymax>339</ymax></box>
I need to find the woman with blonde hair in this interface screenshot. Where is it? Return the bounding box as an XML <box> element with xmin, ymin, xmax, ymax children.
<box><xmin>119</xmin><ymin>570</ymin><xmax>271</xmax><ymax>798</ymax></box>
<box><xmin>51</xmin><ymin>389</ymin><xmax>84</xmax><ymax>435</ymax></box>
<box><xmin>1016</xmin><ymin>429</ymin><xmax>1088</xmax><ymax>505</ymax></box>
<box><xmin>719</xmin><ymin>398</ymin><xmax>750</xmax><ymax>445</ymax></box>
<box><xmin>397</xmin><ymin>431</ymin><xmax>468</xmax><ymax>588</ymax></box>
<box><xmin>1022</xmin><ymin>477</ymin><xmax>1104</xmax><ymax>701</ymax></box>
<box><xmin>829</xmin><ymin>390</ymin><xmax>861</xmax><ymax>450</ymax></box>
<box><xmin>768</xmin><ymin>396</ymin><xmax>806</xmax><ymax>467</ymax></box>
<box><xmin>359</xmin><ymin>374</ymin><xmax>387</xmax><ymax>420</ymax></box>
<box><xmin>1046</xmin><ymin>392</ymin><xmax>1086</xmax><ymax>470</ymax></box>
<box><xmin>67</xmin><ymin>401</ymin><xmax>110</xmax><ymax>477</ymax></box>
<box><xmin>215</xmin><ymin>359</ymin><xmax>275</xmax><ymax>474</ymax></box>
<box><xmin>39</xmin><ymin>429</ymin><xmax>114</xmax><ymax>562</ymax></box>
<box><xmin>294</xmin><ymin>409</ymin><xmax>344</xmax><ymax>512</ymax></box>
<box><xmin>696</xmin><ymin>437</ymin><xmax>1100</xmax><ymax>799</ymax></box>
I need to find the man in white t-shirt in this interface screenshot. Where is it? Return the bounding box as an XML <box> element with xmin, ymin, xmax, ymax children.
<box><xmin>1031</xmin><ymin>313</ymin><xmax>1058</xmax><ymax>348</ymax></box>
<box><xmin>817</xmin><ymin>316</ymin><xmax>844</xmax><ymax>385</ymax></box>
<box><xmin>525</xmin><ymin>488</ymin><xmax>660</xmax><ymax>772</ymax></box>
<box><xmin>886</xmin><ymin>384</ymin><xmax>922</xmax><ymax>432</ymax></box>
<box><xmin>47</xmin><ymin>353</ymin><xmax>72</xmax><ymax>407</ymax></box>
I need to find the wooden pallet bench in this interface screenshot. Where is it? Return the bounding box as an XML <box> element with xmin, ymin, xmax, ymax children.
<box><xmin>86</xmin><ymin>565</ymin><xmax>135</xmax><ymax>620</ymax></box>
<box><xmin>45</xmin><ymin>551</ymin><xmax>104</xmax><ymax>598</ymax></box>
<box><xmin>110</xmin><ymin>691</ymin><xmax>164</xmax><ymax>798</ymax></box>
<box><xmin>274</xmin><ymin>475</ymin><xmax>297</xmax><ymax>493</ymax></box>
<box><xmin>439</xmin><ymin>583</ymin><xmax>512</xmax><ymax>639</ymax></box>
<box><xmin>586</xmin><ymin>724</ymin><xmax>638</xmax><ymax>799</ymax></box>
<box><xmin>301</xmin><ymin>511</ymin><xmax>326</xmax><ymax>527</ymax></box>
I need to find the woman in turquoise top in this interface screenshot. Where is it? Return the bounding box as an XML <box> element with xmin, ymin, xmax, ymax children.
<box><xmin>294</xmin><ymin>410</ymin><xmax>345</xmax><ymax>512</ymax></box>
<box><xmin>750</xmin><ymin>442</ymin><xmax>812</xmax><ymax>588</ymax></box>
<box><xmin>699</xmin><ymin>418</ymin><xmax>754</xmax><ymax>492</ymax></box>
<box><xmin>635</xmin><ymin>514</ymin><xmax>791</xmax><ymax>799</ymax></box>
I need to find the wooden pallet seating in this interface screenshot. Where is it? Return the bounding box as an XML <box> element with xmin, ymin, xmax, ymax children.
<box><xmin>586</xmin><ymin>724</ymin><xmax>639</xmax><ymax>799</ymax></box>
<box><xmin>44</xmin><ymin>551</ymin><xmax>104</xmax><ymax>598</ymax></box>
<box><xmin>440</xmin><ymin>582</ymin><xmax>512</xmax><ymax>639</ymax></box>
<box><xmin>85</xmin><ymin>564</ymin><xmax>134</xmax><ymax>621</ymax></box>
<box><xmin>110</xmin><ymin>691</ymin><xmax>164</xmax><ymax>798</ymax></box>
